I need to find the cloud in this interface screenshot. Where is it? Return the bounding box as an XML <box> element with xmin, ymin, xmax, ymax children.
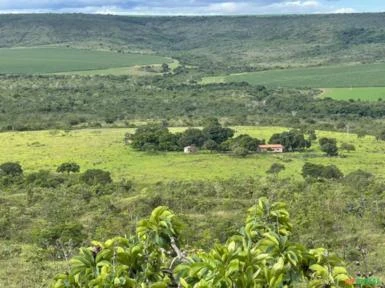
<box><xmin>0</xmin><ymin>0</ymin><xmax>362</xmax><ymax>15</ymax></box>
<box><xmin>333</xmin><ymin>7</ymin><xmax>356</xmax><ymax>14</ymax></box>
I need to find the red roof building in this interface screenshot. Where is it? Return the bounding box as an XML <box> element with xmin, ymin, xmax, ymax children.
<box><xmin>258</xmin><ymin>144</ymin><xmax>284</xmax><ymax>153</ymax></box>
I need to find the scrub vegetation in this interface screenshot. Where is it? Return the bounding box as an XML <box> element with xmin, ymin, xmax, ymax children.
<box><xmin>1</xmin><ymin>13</ymin><xmax>385</xmax><ymax>287</ymax></box>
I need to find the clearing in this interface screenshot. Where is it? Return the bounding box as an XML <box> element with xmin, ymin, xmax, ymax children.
<box><xmin>1</xmin><ymin>127</ymin><xmax>384</xmax><ymax>183</ymax></box>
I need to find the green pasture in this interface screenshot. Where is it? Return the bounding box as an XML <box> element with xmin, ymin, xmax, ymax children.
<box><xmin>1</xmin><ymin>127</ymin><xmax>384</xmax><ymax>183</ymax></box>
<box><xmin>202</xmin><ymin>63</ymin><xmax>385</xmax><ymax>88</ymax></box>
<box><xmin>0</xmin><ymin>47</ymin><xmax>171</xmax><ymax>74</ymax></box>
<box><xmin>322</xmin><ymin>87</ymin><xmax>385</xmax><ymax>101</ymax></box>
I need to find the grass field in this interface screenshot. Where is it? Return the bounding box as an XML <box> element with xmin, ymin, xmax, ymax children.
<box><xmin>1</xmin><ymin>127</ymin><xmax>384</xmax><ymax>183</ymax></box>
<box><xmin>0</xmin><ymin>47</ymin><xmax>172</xmax><ymax>74</ymax></box>
<box><xmin>321</xmin><ymin>87</ymin><xmax>385</xmax><ymax>101</ymax></box>
<box><xmin>202</xmin><ymin>63</ymin><xmax>385</xmax><ymax>89</ymax></box>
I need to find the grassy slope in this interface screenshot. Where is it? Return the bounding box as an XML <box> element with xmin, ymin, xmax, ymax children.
<box><xmin>202</xmin><ymin>63</ymin><xmax>385</xmax><ymax>88</ymax></box>
<box><xmin>0</xmin><ymin>47</ymin><xmax>171</xmax><ymax>74</ymax></box>
<box><xmin>0</xmin><ymin>127</ymin><xmax>383</xmax><ymax>183</ymax></box>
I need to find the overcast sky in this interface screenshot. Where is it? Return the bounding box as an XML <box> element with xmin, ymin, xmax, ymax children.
<box><xmin>0</xmin><ymin>0</ymin><xmax>384</xmax><ymax>15</ymax></box>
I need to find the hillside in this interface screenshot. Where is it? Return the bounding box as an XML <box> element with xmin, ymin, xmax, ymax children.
<box><xmin>2</xmin><ymin>13</ymin><xmax>385</xmax><ymax>72</ymax></box>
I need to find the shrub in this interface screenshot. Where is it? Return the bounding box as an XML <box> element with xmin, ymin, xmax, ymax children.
<box><xmin>319</xmin><ymin>137</ymin><xmax>338</xmax><ymax>156</ymax></box>
<box><xmin>81</xmin><ymin>169</ymin><xmax>112</xmax><ymax>185</ymax></box>
<box><xmin>302</xmin><ymin>162</ymin><xmax>343</xmax><ymax>180</ymax></box>
<box><xmin>56</xmin><ymin>162</ymin><xmax>80</xmax><ymax>174</ymax></box>
<box><xmin>0</xmin><ymin>162</ymin><xmax>23</xmax><ymax>176</ymax></box>
<box><xmin>340</xmin><ymin>143</ymin><xmax>356</xmax><ymax>152</ymax></box>
<box><xmin>266</xmin><ymin>163</ymin><xmax>285</xmax><ymax>175</ymax></box>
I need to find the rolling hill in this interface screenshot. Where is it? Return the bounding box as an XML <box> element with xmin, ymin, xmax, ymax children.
<box><xmin>1</xmin><ymin>13</ymin><xmax>385</xmax><ymax>72</ymax></box>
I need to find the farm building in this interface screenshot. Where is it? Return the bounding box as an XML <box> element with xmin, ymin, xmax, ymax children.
<box><xmin>184</xmin><ymin>145</ymin><xmax>198</xmax><ymax>154</ymax></box>
<box><xmin>258</xmin><ymin>144</ymin><xmax>284</xmax><ymax>153</ymax></box>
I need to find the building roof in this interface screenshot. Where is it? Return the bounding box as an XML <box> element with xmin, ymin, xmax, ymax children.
<box><xmin>258</xmin><ymin>144</ymin><xmax>284</xmax><ymax>148</ymax></box>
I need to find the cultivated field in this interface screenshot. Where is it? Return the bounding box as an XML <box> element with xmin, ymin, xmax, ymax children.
<box><xmin>1</xmin><ymin>127</ymin><xmax>384</xmax><ymax>183</ymax></box>
<box><xmin>0</xmin><ymin>47</ymin><xmax>172</xmax><ymax>74</ymax></box>
<box><xmin>202</xmin><ymin>63</ymin><xmax>385</xmax><ymax>89</ymax></box>
<box><xmin>321</xmin><ymin>87</ymin><xmax>385</xmax><ymax>101</ymax></box>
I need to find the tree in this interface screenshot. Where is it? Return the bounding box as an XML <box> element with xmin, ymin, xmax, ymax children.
<box><xmin>52</xmin><ymin>200</ymin><xmax>352</xmax><ymax>288</ymax></box>
<box><xmin>56</xmin><ymin>162</ymin><xmax>80</xmax><ymax>174</ymax></box>
<box><xmin>161</xmin><ymin>63</ymin><xmax>170</xmax><ymax>73</ymax></box>
<box><xmin>81</xmin><ymin>169</ymin><xmax>112</xmax><ymax>185</ymax></box>
<box><xmin>266</xmin><ymin>163</ymin><xmax>285</xmax><ymax>176</ymax></box>
<box><xmin>0</xmin><ymin>162</ymin><xmax>23</xmax><ymax>176</ymax></box>
<box><xmin>130</xmin><ymin>124</ymin><xmax>180</xmax><ymax>152</ymax></box>
<box><xmin>177</xmin><ymin>128</ymin><xmax>206</xmax><ymax>148</ymax></box>
<box><xmin>319</xmin><ymin>137</ymin><xmax>338</xmax><ymax>156</ymax></box>
<box><xmin>222</xmin><ymin>134</ymin><xmax>264</xmax><ymax>152</ymax></box>
<box><xmin>307</xmin><ymin>129</ymin><xmax>317</xmax><ymax>141</ymax></box>
<box><xmin>202</xmin><ymin>118</ymin><xmax>234</xmax><ymax>145</ymax></box>
<box><xmin>203</xmin><ymin>139</ymin><xmax>219</xmax><ymax>152</ymax></box>
<box><xmin>231</xmin><ymin>145</ymin><xmax>249</xmax><ymax>157</ymax></box>
<box><xmin>302</xmin><ymin>163</ymin><xmax>343</xmax><ymax>180</ymax></box>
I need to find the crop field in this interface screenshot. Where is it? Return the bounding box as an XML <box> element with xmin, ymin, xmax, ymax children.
<box><xmin>0</xmin><ymin>47</ymin><xmax>172</xmax><ymax>74</ymax></box>
<box><xmin>1</xmin><ymin>127</ymin><xmax>384</xmax><ymax>183</ymax></box>
<box><xmin>202</xmin><ymin>63</ymin><xmax>385</xmax><ymax>89</ymax></box>
<box><xmin>321</xmin><ymin>87</ymin><xmax>385</xmax><ymax>101</ymax></box>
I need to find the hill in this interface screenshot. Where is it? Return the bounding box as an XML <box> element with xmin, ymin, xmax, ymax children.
<box><xmin>2</xmin><ymin>13</ymin><xmax>385</xmax><ymax>72</ymax></box>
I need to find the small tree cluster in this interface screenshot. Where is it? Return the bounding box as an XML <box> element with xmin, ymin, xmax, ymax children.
<box><xmin>221</xmin><ymin>134</ymin><xmax>265</xmax><ymax>156</ymax></box>
<box><xmin>269</xmin><ymin>129</ymin><xmax>311</xmax><ymax>152</ymax></box>
<box><xmin>130</xmin><ymin>119</ymin><xmax>236</xmax><ymax>152</ymax></box>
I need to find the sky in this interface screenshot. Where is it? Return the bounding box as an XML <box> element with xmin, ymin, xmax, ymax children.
<box><xmin>0</xmin><ymin>0</ymin><xmax>384</xmax><ymax>15</ymax></box>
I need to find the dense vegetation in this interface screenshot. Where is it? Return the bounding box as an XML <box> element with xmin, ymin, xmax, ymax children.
<box><xmin>1</xmin><ymin>75</ymin><xmax>385</xmax><ymax>137</ymax></box>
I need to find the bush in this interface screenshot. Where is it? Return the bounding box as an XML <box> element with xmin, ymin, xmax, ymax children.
<box><xmin>344</xmin><ymin>169</ymin><xmax>374</xmax><ymax>190</ymax></box>
<box><xmin>302</xmin><ymin>162</ymin><xmax>343</xmax><ymax>180</ymax></box>
<box><xmin>26</xmin><ymin>170</ymin><xmax>65</xmax><ymax>188</ymax></box>
<box><xmin>56</xmin><ymin>162</ymin><xmax>80</xmax><ymax>174</ymax></box>
<box><xmin>340</xmin><ymin>143</ymin><xmax>356</xmax><ymax>152</ymax></box>
<box><xmin>319</xmin><ymin>137</ymin><xmax>338</xmax><ymax>156</ymax></box>
<box><xmin>266</xmin><ymin>163</ymin><xmax>285</xmax><ymax>175</ymax></box>
<box><xmin>37</xmin><ymin>222</ymin><xmax>85</xmax><ymax>249</ymax></box>
<box><xmin>0</xmin><ymin>162</ymin><xmax>23</xmax><ymax>176</ymax></box>
<box><xmin>81</xmin><ymin>169</ymin><xmax>112</xmax><ymax>185</ymax></box>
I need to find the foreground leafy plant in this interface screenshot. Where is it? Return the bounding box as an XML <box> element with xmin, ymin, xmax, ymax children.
<box><xmin>52</xmin><ymin>198</ymin><xmax>352</xmax><ymax>287</ymax></box>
